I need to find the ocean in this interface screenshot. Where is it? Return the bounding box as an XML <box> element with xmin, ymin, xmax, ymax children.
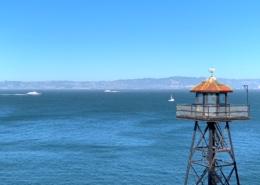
<box><xmin>0</xmin><ymin>90</ymin><xmax>259</xmax><ymax>185</ymax></box>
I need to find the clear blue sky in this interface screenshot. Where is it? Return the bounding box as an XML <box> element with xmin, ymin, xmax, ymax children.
<box><xmin>1</xmin><ymin>0</ymin><xmax>260</xmax><ymax>81</ymax></box>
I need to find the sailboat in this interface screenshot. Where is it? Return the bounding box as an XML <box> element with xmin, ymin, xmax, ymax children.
<box><xmin>168</xmin><ymin>94</ymin><xmax>174</xmax><ymax>102</ymax></box>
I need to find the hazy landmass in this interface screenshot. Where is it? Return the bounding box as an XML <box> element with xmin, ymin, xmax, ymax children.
<box><xmin>0</xmin><ymin>77</ymin><xmax>259</xmax><ymax>90</ymax></box>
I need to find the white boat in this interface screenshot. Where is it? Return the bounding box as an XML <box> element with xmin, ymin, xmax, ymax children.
<box><xmin>26</xmin><ymin>91</ymin><xmax>41</xmax><ymax>95</ymax></box>
<box><xmin>104</xmin><ymin>90</ymin><xmax>118</xmax><ymax>92</ymax></box>
<box><xmin>168</xmin><ymin>94</ymin><xmax>174</xmax><ymax>102</ymax></box>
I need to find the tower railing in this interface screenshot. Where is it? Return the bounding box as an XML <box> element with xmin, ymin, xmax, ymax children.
<box><xmin>176</xmin><ymin>104</ymin><xmax>250</xmax><ymax>121</ymax></box>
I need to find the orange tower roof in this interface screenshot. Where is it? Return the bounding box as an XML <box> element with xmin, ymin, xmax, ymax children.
<box><xmin>190</xmin><ymin>76</ymin><xmax>233</xmax><ymax>93</ymax></box>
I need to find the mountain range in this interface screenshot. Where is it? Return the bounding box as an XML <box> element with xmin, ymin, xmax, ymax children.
<box><xmin>0</xmin><ymin>77</ymin><xmax>260</xmax><ymax>90</ymax></box>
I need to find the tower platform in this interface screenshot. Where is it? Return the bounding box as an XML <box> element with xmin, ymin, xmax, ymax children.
<box><xmin>176</xmin><ymin>104</ymin><xmax>250</xmax><ymax>121</ymax></box>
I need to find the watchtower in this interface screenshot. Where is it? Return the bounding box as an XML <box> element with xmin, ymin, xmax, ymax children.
<box><xmin>176</xmin><ymin>69</ymin><xmax>250</xmax><ymax>185</ymax></box>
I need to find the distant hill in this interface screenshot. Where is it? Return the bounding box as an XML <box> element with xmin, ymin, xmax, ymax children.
<box><xmin>0</xmin><ymin>77</ymin><xmax>260</xmax><ymax>89</ymax></box>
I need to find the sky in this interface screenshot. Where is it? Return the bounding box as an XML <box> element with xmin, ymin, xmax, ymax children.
<box><xmin>1</xmin><ymin>0</ymin><xmax>260</xmax><ymax>81</ymax></box>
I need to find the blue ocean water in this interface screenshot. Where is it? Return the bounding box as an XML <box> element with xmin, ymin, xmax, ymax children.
<box><xmin>0</xmin><ymin>90</ymin><xmax>259</xmax><ymax>185</ymax></box>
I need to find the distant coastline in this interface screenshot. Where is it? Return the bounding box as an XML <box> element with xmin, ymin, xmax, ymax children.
<box><xmin>1</xmin><ymin>77</ymin><xmax>260</xmax><ymax>90</ymax></box>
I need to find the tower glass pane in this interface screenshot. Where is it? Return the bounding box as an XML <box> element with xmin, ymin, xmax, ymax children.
<box><xmin>205</xmin><ymin>93</ymin><xmax>217</xmax><ymax>104</ymax></box>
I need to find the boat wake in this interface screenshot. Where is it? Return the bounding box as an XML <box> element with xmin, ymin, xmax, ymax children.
<box><xmin>1</xmin><ymin>91</ymin><xmax>42</xmax><ymax>96</ymax></box>
<box><xmin>0</xmin><ymin>94</ymin><xmax>27</xmax><ymax>96</ymax></box>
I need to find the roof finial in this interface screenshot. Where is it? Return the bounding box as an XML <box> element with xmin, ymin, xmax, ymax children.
<box><xmin>208</xmin><ymin>68</ymin><xmax>215</xmax><ymax>77</ymax></box>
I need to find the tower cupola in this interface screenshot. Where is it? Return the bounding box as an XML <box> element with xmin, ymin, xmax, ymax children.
<box><xmin>177</xmin><ymin>69</ymin><xmax>249</xmax><ymax>121</ymax></box>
